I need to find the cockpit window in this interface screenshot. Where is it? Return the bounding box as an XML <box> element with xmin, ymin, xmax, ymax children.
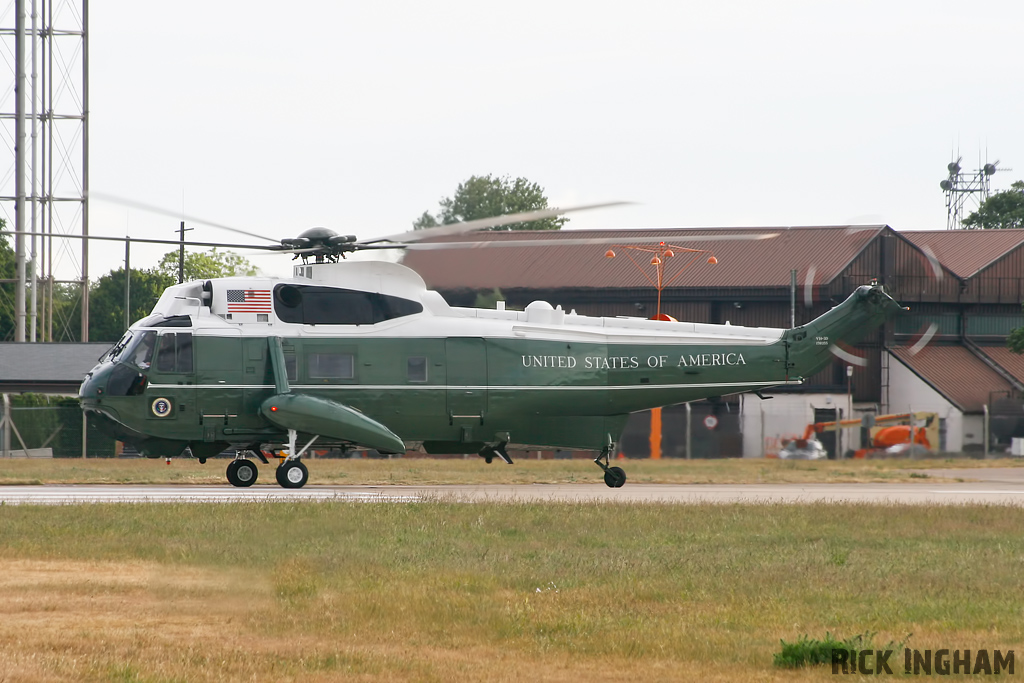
<box><xmin>274</xmin><ymin>284</ymin><xmax>423</xmax><ymax>325</ymax></box>
<box><xmin>101</xmin><ymin>331</ymin><xmax>134</xmax><ymax>363</ymax></box>
<box><xmin>124</xmin><ymin>330</ymin><xmax>157</xmax><ymax>370</ymax></box>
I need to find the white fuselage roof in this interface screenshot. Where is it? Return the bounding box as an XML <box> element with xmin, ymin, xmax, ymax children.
<box><xmin>143</xmin><ymin>260</ymin><xmax>785</xmax><ymax>346</ymax></box>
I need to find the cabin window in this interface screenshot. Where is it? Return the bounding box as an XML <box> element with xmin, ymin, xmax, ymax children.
<box><xmin>407</xmin><ymin>356</ymin><xmax>427</xmax><ymax>383</ymax></box>
<box><xmin>156</xmin><ymin>332</ymin><xmax>194</xmax><ymax>373</ymax></box>
<box><xmin>274</xmin><ymin>284</ymin><xmax>423</xmax><ymax>325</ymax></box>
<box><xmin>307</xmin><ymin>352</ymin><xmax>354</xmax><ymax>379</ymax></box>
<box><xmin>284</xmin><ymin>352</ymin><xmax>298</xmax><ymax>381</ymax></box>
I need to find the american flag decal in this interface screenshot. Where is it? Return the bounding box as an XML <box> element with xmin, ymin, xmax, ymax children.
<box><xmin>226</xmin><ymin>289</ymin><xmax>272</xmax><ymax>314</ymax></box>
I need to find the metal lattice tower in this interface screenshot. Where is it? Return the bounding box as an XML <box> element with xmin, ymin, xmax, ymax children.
<box><xmin>940</xmin><ymin>155</ymin><xmax>1008</xmax><ymax>230</ymax></box>
<box><xmin>0</xmin><ymin>0</ymin><xmax>88</xmax><ymax>342</ymax></box>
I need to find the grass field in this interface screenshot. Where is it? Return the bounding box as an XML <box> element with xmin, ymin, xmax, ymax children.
<box><xmin>1</xmin><ymin>501</ymin><xmax>1022</xmax><ymax>681</ymax></box>
<box><xmin>1</xmin><ymin>455</ymin><xmax>1021</xmax><ymax>486</ymax></box>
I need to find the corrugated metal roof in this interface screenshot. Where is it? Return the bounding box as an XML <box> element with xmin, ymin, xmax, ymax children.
<box><xmin>402</xmin><ymin>225</ymin><xmax>887</xmax><ymax>291</ymax></box>
<box><xmin>890</xmin><ymin>345</ymin><xmax>1015</xmax><ymax>413</ymax></box>
<box><xmin>0</xmin><ymin>343</ymin><xmax>109</xmax><ymax>382</ymax></box>
<box><xmin>901</xmin><ymin>229</ymin><xmax>1024</xmax><ymax>279</ymax></box>
<box><xmin>976</xmin><ymin>346</ymin><xmax>1024</xmax><ymax>387</ymax></box>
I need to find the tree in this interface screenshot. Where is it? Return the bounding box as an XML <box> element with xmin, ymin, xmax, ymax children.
<box><xmin>473</xmin><ymin>287</ymin><xmax>506</xmax><ymax>309</ymax></box>
<box><xmin>1009</xmin><ymin>321</ymin><xmax>1024</xmax><ymax>354</ymax></box>
<box><xmin>156</xmin><ymin>247</ymin><xmax>257</xmax><ymax>282</ymax></box>
<box><xmin>414</xmin><ymin>174</ymin><xmax>567</xmax><ymax>231</ymax></box>
<box><xmin>970</xmin><ymin>180</ymin><xmax>1024</xmax><ymax>353</ymax></box>
<box><xmin>48</xmin><ymin>282</ymin><xmax>84</xmax><ymax>342</ymax></box>
<box><xmin>1010</xmin><ymin>299</ymin><xmax>1024</xmax><ymax>354</ymax></box>
<box><xmin>0</xmin><ymin>224</ymin><xmax>14</xmax><ymax>340</ymax></box>
<box><xmin>963</xmin><ymin>181</ymin><xmax>1024</xmax><ymax>230</ymax></box>
<box><xmin>88</xmin><ymin>268</ymin><xmax>175</xmax><ymax>342</ymax></box>
<box><xmin>411</xmin><ymin>211</ymin><xmax>439</xmax><ymax>230</ymax></box>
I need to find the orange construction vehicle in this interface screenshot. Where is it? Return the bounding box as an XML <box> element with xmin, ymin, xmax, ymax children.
<box><xmin>854</xmin><ymin>412</ymin><xmax>936</xmax><ymax>458</ymax></box>
<box><xmin>787</xmin><ymin>412</ymin><xmax>937</xmax><ymax>459</ymax></box>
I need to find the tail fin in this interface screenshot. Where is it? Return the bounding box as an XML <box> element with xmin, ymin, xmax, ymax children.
<box><xmin>784</xmin><ymin>284</ymin><xmax>905</xmax><ymax>380</ymax></box>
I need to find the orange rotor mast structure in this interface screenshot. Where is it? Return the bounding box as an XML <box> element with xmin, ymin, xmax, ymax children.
<box><xmin>605</xmin><ymin>242</ymin><xmax>718</xmax><ymax>320</ymax></box>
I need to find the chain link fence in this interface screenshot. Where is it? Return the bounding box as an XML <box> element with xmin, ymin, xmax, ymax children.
<box><xmin>619</xmin><ymin>397</ymin><xmax>970</xmax><ymax>459</ymax></box>
<box><xmin>1</xmin><ymin>394</ymin><xmax>994</xmax><ymax>460</ymax></box>
<box><xmin>0</xmin><ymin>396</ymin><xmax>117</xmax><ymax>458</ymax></box>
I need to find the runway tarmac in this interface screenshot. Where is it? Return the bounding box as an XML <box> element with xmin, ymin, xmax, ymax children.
<box><xmin>3</xmin><ymin>476</ymin><xmax>1024</xmax><ymax>505</ymax></box>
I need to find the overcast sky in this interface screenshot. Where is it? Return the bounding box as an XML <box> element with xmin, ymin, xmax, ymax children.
<box><xmin>74</xmin><ymin>0</ymin><xmax>1024</xmax><ymax>277</ymax></box>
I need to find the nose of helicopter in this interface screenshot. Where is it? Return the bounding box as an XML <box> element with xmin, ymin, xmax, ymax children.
<box><xmin>78</xmin><ymin>363</ymin><xmax>111</xmax><ymax>401</ymax></box>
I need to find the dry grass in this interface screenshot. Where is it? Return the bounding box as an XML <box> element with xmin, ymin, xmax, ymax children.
<box><xmin>0</xmin><ymin>502</ymin><xmax>1022</xmax><ymax>681</ymax></box>
<box><xmin>0</xmin><ymin>455</ymin><xmax>1019</xmax><ymax>487</ymax></box>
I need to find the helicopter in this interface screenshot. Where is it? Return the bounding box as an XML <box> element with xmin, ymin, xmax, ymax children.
<box><xmin>72</xmin><ymin>204</ymin><xmax>906</xmax><ymax>489</ymax></box>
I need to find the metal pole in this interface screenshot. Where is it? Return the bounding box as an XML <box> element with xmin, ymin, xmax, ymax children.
<box><xmin>837</xmin><ymin>408</ymin><xmax>843</xmax><ymax>460</ymax></box>
<box><xmin>80</xmin><ymin>0</ymin><xmax>89</xmax><ymax>341</ymax></box>
<box><xmin>15</xmin><ymin>0</ymin><xmax>27</xmax><ymax>342</ymax></box>
<box><xmin>29</xmin><ymin>0</ymin><xmax>38</xmax><ymax>341</ymax></box>
<box><xmin>685</xmin><ymin>402</ymin><xmax>692</xmax><ymax>460</ymax></box>
<box><xmin>983</xmin><ymin>404</ymin><xmax>990</xmax><ymax>459</ymax></box>
<box><xmin>2</xmin><ymin>394</ymin><xmax>10</xmax><ymax>457</ymax></box>
<box><xmin>179</xmin><ymin>221</ymin><xmax>185</xmax><ymax>283</ymax></box>
<box><xmin>177</xmin><ymin>221</ymin><xmax>193</xmax><ymax>283</ymax></box>
<box><xmin>790</xmin><ymin>268</ymin><xmax>797</xmax><ymax>328</ymax></box>
<box><xmin>124</xmin><ymin>237</ymin><xmax>130</xmax><ymax>330</ymax></box>
<box><xmin>655</xmin><ymin>251</ymin><xmax>663</xmax><ymax>319</ymax></box>
<box><xmin>46</xmin><ymin>0</ymin><xmax>53</xmax><ymax>342</ymax></box>
<box><xmin>760</xmin><ymin>400</ymin><xmax>765</xmax><ymax>458</ymax></box>
<box><xmin>847</xmin><ymin>365</ymin><xmax>854</xmax><ymax>450</ymax></box>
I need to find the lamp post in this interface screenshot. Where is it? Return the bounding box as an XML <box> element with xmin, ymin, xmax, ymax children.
<box><xmin>605</xmin><ymin>242</ymin><xmax>717</xmax><ymax>319</ymax></box>
<box><xmin>846</xmin><ymin>365</ymin><xmax>854</xmax><ymax>454</ymax></box>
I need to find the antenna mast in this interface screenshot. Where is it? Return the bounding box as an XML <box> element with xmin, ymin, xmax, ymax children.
<box><xmin>940</xmin><ymin>154</ymin><xmax>1011</xmax><ymax>230</ymax></box>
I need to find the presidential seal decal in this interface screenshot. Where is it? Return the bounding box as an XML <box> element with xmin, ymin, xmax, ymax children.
<box><xmin>151</xmin><ymin>397</ymin><xmax>172</xmax><ymax>417</ymax></box>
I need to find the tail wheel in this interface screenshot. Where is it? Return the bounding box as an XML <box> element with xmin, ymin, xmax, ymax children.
<box><xmin>276</xmin><ymin>460</ymin><xmax>309</xmax><ymax>489</ymax></box>
<box><xmin>226</xmin><ymin>459</ymin><xmax>258</xmax><ymax>488</ymax></box>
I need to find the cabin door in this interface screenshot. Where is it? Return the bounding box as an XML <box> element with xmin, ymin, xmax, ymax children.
<box><xmin>195</xmin><ymin>333</ymin><xmax>244</xmax><ymax>443</ymax></box>
<box><xmin>445</xmin><ymin>338</ymin><xmax>487</xmax><ymax>428</ymax></box>
<box><xmin>148</xmin><ymin>330</ymin><xmax>196</xmax><ymax>425</ymax></box>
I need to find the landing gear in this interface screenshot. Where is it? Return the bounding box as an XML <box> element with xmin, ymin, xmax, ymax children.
<box><xmin>593</xmin><ymin>439</ymin><xmax>627</xmax><ymax>488</ymax></box>
<box><xmin>274</xmin><ymin>429</ymin><xmax>315</xmax><ymax>489</ymax></box>
<box><xmin>276</xmin><ymin>460</ymin><xmax>308</xmax><ymax>488</ymax></box>
<box><xmin>226</xmin><ymin>458</ymin><xmax>258</xmax><ymax>487</ymax></box>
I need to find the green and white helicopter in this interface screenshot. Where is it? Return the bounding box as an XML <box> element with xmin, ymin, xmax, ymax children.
<box><xmin>77</xmin><ymin>206</ymin><xmax>904</xmax><ymax>488</ymax></box>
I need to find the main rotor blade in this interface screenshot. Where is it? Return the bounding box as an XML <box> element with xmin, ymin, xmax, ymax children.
<box><xmin>260</xmin><ymin>246</ymin><xmax>326</xmax><ymax>255</ymax></box>
<box><xmin>0</xmin><ymin>230</ymin><xmax>280</xmax><ymax>250</ymax></box>
<box><xmin>399</xmin><ymin>232</ymin><xmax>780</xmax><ymax>250</ymax></box>
<box><xmin>366</xmin><ymin>201</ymin><xmax>633</xmax><ymax>245</ymax></box>
<box><xmin>88</xmin><ymin>191</ymin><xmax>279</xmax><ymax>243</ymax></box>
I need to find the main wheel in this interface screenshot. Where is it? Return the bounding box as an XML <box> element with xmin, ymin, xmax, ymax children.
<box><xmin>603</xmin><ymin>466</ymin><xmax>627</xmax><ymax>488</ymax></box>
<box><xmin>276</xmin><ymin>460</ymin><xmax>309</xmax><ymax>489</ymax></box>
<box><xmin>226</xmin><ymin>459</ymin><xmax>258</xmax><ymax>487</ymax></box>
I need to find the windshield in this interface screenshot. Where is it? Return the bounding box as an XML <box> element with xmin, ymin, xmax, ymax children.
<box><xmin>101</xmin><ymin>331</ymin><xmax>133</xmax><ymax>363</ymax></box>
<box><xmin>120</xmin><ymin>330</ymin><xmax>158</xmax><ymax>369</ymax></box>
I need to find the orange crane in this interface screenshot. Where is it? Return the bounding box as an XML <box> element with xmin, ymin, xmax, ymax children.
<box><xmin>792</xmin><ymin>412</ymin><xmax>937</xmax><ymax>459</ymax></box>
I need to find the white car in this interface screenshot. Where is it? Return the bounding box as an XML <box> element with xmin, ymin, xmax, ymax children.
<box><xmin>778</xmin><ymin>438</ymin><xmax>827</xmax><ymax>460</ymax></box>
